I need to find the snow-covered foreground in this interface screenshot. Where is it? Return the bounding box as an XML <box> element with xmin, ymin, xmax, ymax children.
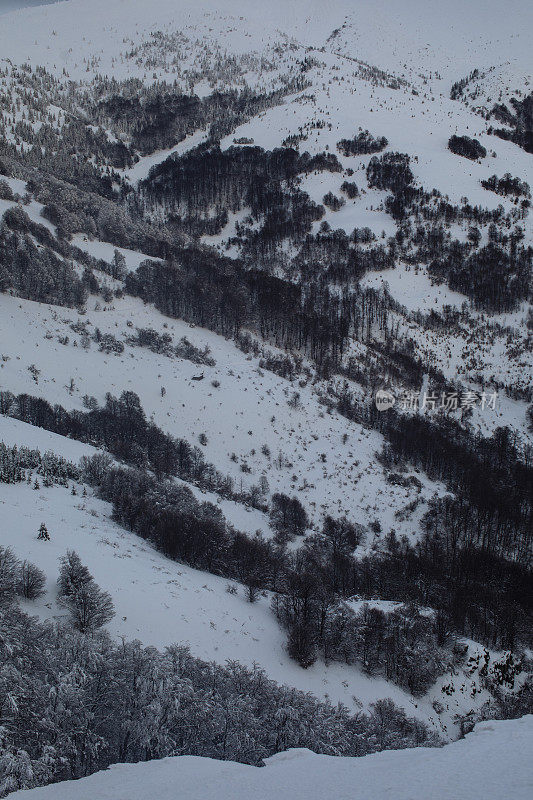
<box><xmin>10</xmin><ymin>716</ymin><xmax>533</xmax><ymax>800</ymax></box>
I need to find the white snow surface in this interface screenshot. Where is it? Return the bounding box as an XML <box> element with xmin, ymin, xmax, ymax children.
<box><xmin>118</xmin><ymin>129</ymin><xmax>210</xmax><ymax>185</ymax></box>
<box><xmin>0</xmin><ymin>0</ymin><xmax>531</xmax><ymax>765</ymax></box>
<box><xmin>69</xmin><ymin>235</ymin><xmax>160</xmax><ymax>273</ymax></box>
<box><xmin>0</xmin><ymin>480</ymin><xmax>435</xmax><ymax>727</ymax></box>
<box><xmin>0</xmin><ymin>0</ymin><xmax>530</xmax><ymax>85</ymax></box>
<box><xmin>10</xmin><ymin>715</ymin><xmax>533</xmax><ymax>800</ymax></box>
<box><xmin>0</xmin><ymin>291</ymin><xmax>445</xmax><ymax>539</ymax></box>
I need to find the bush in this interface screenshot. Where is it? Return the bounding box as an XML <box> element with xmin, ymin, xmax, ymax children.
<box><xmin>79</xmin><ymin>453</ymin><xmax>113</xmax><ymax>485</ymax></box>
<box><xmin>337</xmin><ymin>131</ymin><xmax>388</xmax><ymax>156</ymax></box>
<box><xmin>323</xmin><ymin>192</ymin><xmax>345</xmax><ymax>211</ymax></box>
<box><xmin>448</xmin><ymin>135</ymin><xmax>486</xmax><ymax>160</ymax></box>
<box><xmin>481</xmin><ymin>173</ymin><xmax>530</xmax><ymax>198</ymax></box>
<box><xmin>0</xmin><ymin>180</ymin><xmax>14</xmax><ymax>201</ymax></box>
<box><xmin>61</xmin><ymin>581</ymin><xmax>115</xmax><ymax>633</ymax></box>
<box><xmin>0</xmin><ymin>547</ymin><xmax>19</xmax><ymax>598</ymax></box>
<box><xmin>57</xmin><ymin>550</ymin><xmax>114</xmax><ymax>633</ymax></box>
<box><xmin>57</xmin><ymin>550</ymin><xmax>92</xmax><ymax>598</ymax></box>
<box><xmin>367</xmin><ymin>152</ymin><xmax>413</xmax><ymax>192</ymax></box>
<box><xmin>270</xmin><ymin>493</ymin><xmax>310</xmax><ymax>539</ymax></box>
<box><xmin>287</xmin><ymin>621</ymin><xmax>318</xmax><ymax>668</ymax></box>
<box><xmin>341</xmin><ymin>180</ymin><xmax>359</xmax><ymax>199</ymax></box>
<box><xmin>17</xmin><ymin>560</ymin><xmax>46</xmax><ymax>599</ymax></box>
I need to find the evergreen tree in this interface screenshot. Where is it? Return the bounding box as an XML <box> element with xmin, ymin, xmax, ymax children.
<box><xmin>37</xmin><ymin>523</ymin><xmax>49</xmax><ymax>541</ymax></box>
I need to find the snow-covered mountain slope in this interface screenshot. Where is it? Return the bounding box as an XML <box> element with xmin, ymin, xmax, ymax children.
<box><xmin>10</xmin><ymin>715</ymin><xmax>533</xmax><ymax>800</ymax></box>
<box><xmin>0</xmin><ymin>283</ymin><xmax>462</xmax><ymax>735</ymax></box>
<box><xmin>1</xmin><ymin>0</ymin><xmax>530</xmax><ymax>85</ymax></box>
<box><xmin>1</xmin><ymin>1</ymin><xmax>530</xmax><ymax>445</ymax></box>
<box><xmin>2</xmin><ymin>0</ymin><xmax>531</xmax><ymax>194</ymax></box>
<box><xmin>0</xmin><ymin>2</ymin><xmax>531</xmax><ymax>786</ymax></box>
<box><xmin>1</xmin><ymin>478</ymin><xmax>436</xmax><ymax>724</ymax></box>
<box><xmin>0</xmin><ymin>288</ymin><xmax>445</xmax><ymax>539</ymax></box>
<box><xmin>1</xmin><ymin>438</ymin><xmax>527</xmax><ymax>741</ymax></box>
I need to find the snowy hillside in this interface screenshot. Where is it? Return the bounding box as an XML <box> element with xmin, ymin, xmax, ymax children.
<box><xmin>10</xmin><ymin>716</ymin><xmax>533</xmax><ymax>800</ymax></box>
<box><xmin>0</xmin><ymin>478</ymin><xmax>431</xmax><ymax>719</ymax></box>
<box><xmin>0</xmin><ymin>286</ymin><xmax>445</xmax><ymax>538</ymax></box>
<box><xmin>1</xmin><ymin>1</ymin><xmax>531</xmax><ymax>446</ymax></box>
<box><xmin>0</xmin><ymin>0</ymin><xmax>532</xmax><ymax>796</ymax></box>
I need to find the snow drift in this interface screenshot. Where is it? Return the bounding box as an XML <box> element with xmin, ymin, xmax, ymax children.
<box><xmin>9</xmin><ymin>716</ymin><xmax>533</xmax><ymax>800</ymax></box>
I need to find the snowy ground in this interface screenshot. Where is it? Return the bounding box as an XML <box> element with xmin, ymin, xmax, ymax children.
<box><xmin>10</xmin><ymin>715</ymin><xmax>533</xmax><ymax>800</ymax></box>
<box><xmin>0</xmin><ymin>479</ymin><xmax>434</xmax><ymax>726</ymax></box>
<box><xmin>0</xmin><ymin>0</ymin><xmax>531</xmax><ymax>765</ymax></box>
<box><xmin>69</xmin><ymin>235</ymin><xmax>161</xmax><ymax>273</ymax></box>
<box><xmin>118</xmin><ymin>129</ymin><xmax>209</xmax><ymax>185</ymax></box>
<box><xmin>0</xmin><ymin>290</ymin><xmax>445</xmax><ymax>540</ymax></box>
<box><xmin>360</xmin><ymin>262</ymin><xmax>469</xmax><ymax>313</ymax></box>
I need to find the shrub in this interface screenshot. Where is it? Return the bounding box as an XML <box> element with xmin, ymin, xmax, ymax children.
<box><xmin>367</xmin><ymin>152</ymin><xmax>413</xmax><ymax>192</ymax></box>
<box><xmin>341</xmin><ymin>180</ymin><xmax>359</xmax><ymax>199</ymax></box>
<box><xmin>448</xmin><ymin>135</ymin><xmax>486</xmax><ymax>160</ymax></box>
<box><xmin>57</xmin><ymin>550</ymin><xmax>114</xmax><ymax>633</ymax></box>
<box><xmin>0</xmin><ymin>547</ymin><xmax>19</xmax><ymax>598</ymax></box>
<box><xmin>0</xmin><ymin>180</ymin><xmax>14</xmax><ymax>201</ymax></box>
<box><xmin>337</xmin><ymin>131</ymin><xmax>388</xmax><ymax>156</ymax></box>
<box><xmin>323</xmin><ymin>192</ymin><xmax>345</xmax><ymax>211</ymax></box>
<box><xmin>61</xmin><ymin>581</ymin><xmax>115</xmax><ymax>633</ymax></box>
<box><xmin>17</xmin><ymin>561</ymin><xmax>46</xmax><ymax>600</ymax></box>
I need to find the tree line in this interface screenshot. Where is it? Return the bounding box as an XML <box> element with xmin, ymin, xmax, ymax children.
<box><xmin>0</xmin><ymin>595</ymin><xmax>436</xmax><ymax>797</ymax></box>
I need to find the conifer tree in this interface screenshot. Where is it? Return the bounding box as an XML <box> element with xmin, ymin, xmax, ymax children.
<box><xmin>37</xmin><ymin>523</ymin><xmax>50</xmax><ymax>541</ymax></box>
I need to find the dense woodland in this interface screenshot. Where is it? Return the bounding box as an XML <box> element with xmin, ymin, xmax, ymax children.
<box><xmin>490</xmin><ymin>92</ymin><xmax>533</xmax><ymax>154</ymax></box>
<box><xmin>0</xmin><ymin>594</ymin><xmax>437</xmax><ymax>797</ymax></box>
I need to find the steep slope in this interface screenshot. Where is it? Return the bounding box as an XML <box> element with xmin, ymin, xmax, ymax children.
<box><xmin>0</xmin><ymin>477</ymin><xmax>438</xmax><ymax>724</ymax></box>
<box><xmin>1</xmin><ymin>1</ymin><xmax>530</xmax><ymax>446</ymax></box>
<box><xmin>0</xmin><ymin>1</ymin><xmax>531</xmax><ymax>784</ymax></box>
<box><xmin>0</xmin><ymin>281</ymin><xmax>444</xmax><ymax>538</ymax></box>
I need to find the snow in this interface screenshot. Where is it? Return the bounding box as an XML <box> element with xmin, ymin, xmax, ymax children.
<box><xmin>69</xmin><ymin>235</ymin><xmax>161</xmax><ymax>272</ymax></box>
<box><xmin>391</xmin><ymin>309</ymin><xmax>533</xmax><ymax>447</ymax></box>
<box><xmin>118</xmin><ymin>129</ymin><xmax>209</xmax><ymax>185</ymax></box>
<box><xmin>0</xmin><ymin>415</ymin><xmax>98</xmax><ymax>462</ymax></box>
<box><xmin>295</xmin><ymin>171</ymin><xmax>396</xmax><ymax>238</ymax></box>
<box><xmin>0</xmin><ymin>0</ymin><xmax>531</xmax><ymax>775</ymax></box>
<box><xmin>346</xmin><ymin>597</ymin><xmax>435</xmax><ymax>617</ymax></box>
<box><xmin>0</xmin><ymin>480</ymin><xmax>430</xmax><ymax>726</ymax></box>
<box><xmin>1</xmin><ymin>0</ymin><xmax>530</xmax><ymax>84</ymax></box>
<box><xmin>10</xmin><ymin>715</ymin><xmax>533</xmax><ymax>800</ymax></box>
<box><xmin>360</xmin><ymin>262</ymin><xmax>469</xmax><ymax>313</ymax></box>
<box><xmin>0</xmin><ymin>291</ymin><xmax>446</xmax><ymax>540</ymax></box>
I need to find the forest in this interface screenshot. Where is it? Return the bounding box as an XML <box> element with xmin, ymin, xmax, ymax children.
<box><xmin>1</xmin><ymin>390</ymin><xmax>532</xmax><ymax>688</ymax></box>
<box><xmin>0</xmin><ymin>594</ymin><xmax>436</xmax><ymax>796</ymax></box>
